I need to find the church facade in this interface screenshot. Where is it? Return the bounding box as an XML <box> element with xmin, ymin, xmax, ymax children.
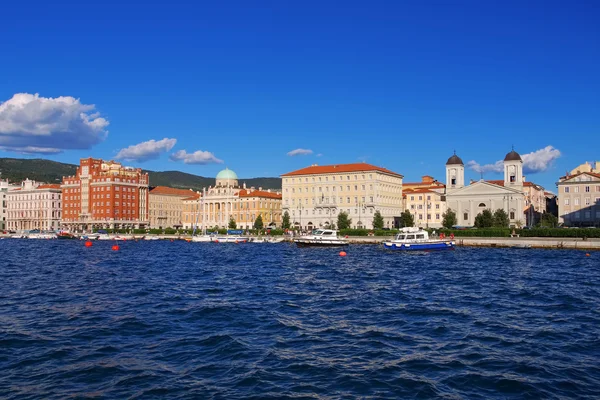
<box><xmin>444</xmin><ymin>150</ymin><xmax>526</xmax><ymax>228</ymax></box>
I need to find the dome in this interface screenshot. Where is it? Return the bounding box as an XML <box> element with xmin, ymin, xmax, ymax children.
<box><xmin>504</xmin><ymin>150</ymin><xmax>522</xmax><ymax>162</ymax></box>
<box><xmin>446</xmin><ymin>153</ymin><xmax>464</xmax><ymax>165</ymax></box>
<box><xmin>216</xmin><ymin>168</ymin><xmax>238</xmax><ymax>180</ymax></box>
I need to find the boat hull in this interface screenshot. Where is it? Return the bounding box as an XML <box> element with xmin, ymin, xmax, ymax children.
<box><xmin>382</xmin><ymin>241</ymin><xmax>455</xmax><ymax>251</ymax></box>
<box><xmin>213</xmin><ymin>236</ymin><xmax>247</xmax><ymax>243</ymax></box>
<box><xmin>294</xmin><ymin>239</ymin><xmax>349</xmax><ymax>247</ymax></box>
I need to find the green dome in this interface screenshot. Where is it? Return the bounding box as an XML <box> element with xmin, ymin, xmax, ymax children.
<box><xmin>216</xmin><ymin>168</ymin><xmax>238</xmax><ymax>180</ymax></box>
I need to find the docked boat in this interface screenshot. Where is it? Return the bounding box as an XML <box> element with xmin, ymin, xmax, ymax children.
<box><xmin>191</xmin><ymin>234</ymin><xmax>214</xmax><ymax>243</ymax></box>
<box><xmin>382</xmin><ymin>227</ymin><xmax>455</xmax><ymax>251</ymax></box>
<box><xmin>57</xmin><ymin>232</ymin><xmax>77</xmax><ymax>239</ymax></box>
<box><xmin>28</xmin><ymin>231</ymin><xmax>57</xmax><ymax>240</ymax></box>
<box><xmin>293</xmin><ymin>229</ymin><xmax>349</xmax><ymax>247</ymax></box>
<box><xmin>248</xmin><ymin>236</ymin><xmax>285</xmax><ymax>243</ymax></box>
<box><xmin>213</xmin><ymin>229</ymin><xmax>247</xmax><ymax>243</ymax></box>
<box><xmin>144</xmin><ymin>235</ymin><xmax>160</xmax><ymax>241</ymax></box>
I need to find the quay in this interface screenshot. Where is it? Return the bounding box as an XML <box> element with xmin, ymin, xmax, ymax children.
<box><xmin>2</xmin><ymin>233</ymin><xmax>599</xmax><ymax>250</ymax></box>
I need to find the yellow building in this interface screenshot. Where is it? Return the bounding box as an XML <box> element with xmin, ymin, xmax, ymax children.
<box><xmin>182</xmin><ymin>168</ymin><xmax>282</xmax><ymax>230</ymax></box>
<box><xmin>403</xmin><ymin>188</ymin><xmax>446</xmax><ymax>228</ymax></box>
<box><xmin>281</xmin><ymin>162</ymin><xmax>403</xmax><ymax>230</ymax></box>
<box><xmin>557</xmin><ymin>161</ymin><xmax>600</xmax><ymax>227</ymax></box>
<box><xmin>149</xmin><ymin>186</ymin><xmax>199</xmax><ymax>229</ymax></box>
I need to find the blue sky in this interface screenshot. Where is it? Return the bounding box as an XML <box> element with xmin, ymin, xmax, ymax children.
<box><xmin>0</xmin><ymin>0</ymin><xmax>598</xmax><ymax>192</ymax></box>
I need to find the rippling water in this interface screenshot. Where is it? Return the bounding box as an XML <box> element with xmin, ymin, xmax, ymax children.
<box><xmin>1</xmin><ymin>240</ymin><xmax>599</xmax><ymax>399</ymax></box>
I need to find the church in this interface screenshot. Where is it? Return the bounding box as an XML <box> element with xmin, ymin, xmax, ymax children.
<box><xmin>444</xmin><ymin>150</ymin><xmax>526</xmax><ymax>228</ymax></box>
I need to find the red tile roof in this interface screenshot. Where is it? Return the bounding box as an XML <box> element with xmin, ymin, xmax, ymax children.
<box><xmin>484</xmin><ymin>180</ymin><xmax>539</xmax><ymax>188</ymax></box>
<box><xmin>559</xmin><ymin>171</ymin><xmax>600</xmax><ymax>180</ymax></box>
<box><xmin>150</xmin><ymin>186</ymin><xmax>197</xmax><ymax>197</ymax></box>
<box><xmin>37</xmin><ymin>184</ymin><xmax>61</xmax><ymax>189</ymax></box>
<box><xmin>281</xmin><ymin>163</ymin><xmax>403</xmax><ymax>178</ymax></box>
<box><xmin>238</xmin><ymin>189</ymin><xmax>282</xmax><ymax>199</ymax></box>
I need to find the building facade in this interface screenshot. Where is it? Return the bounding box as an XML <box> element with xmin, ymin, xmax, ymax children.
<box><xmin>403</xmin><ymin>188</ymin><xmax>447</xmax><ymax>228</ymax></box>
<box><xmin>149</xmin><ymin>186</ymin><xmax>197</xmax><ymax>229</ymax></box>
<box><xmin>556</xmin><ymin>161</ymin><xmax>600</xmax><ymax>227</ymax></box>
<box><xmin>1</xmin><ymin>177</ymin><xmax>17</xmax><ymax>231</ymax></box>
<box><xmin>61</xmin><ymin>158</ymin><xmax>149</xmax><ymax>231</ymax></box>
<box><xmin>182</xmin><ymin>168</ymin><xmax>282</xmax><ymax>230</ymax></box>
<box><xmin>6</xmin><ymin>179</ymin><xmax>62</xmax><ymax>231</ymax></box>
<box><xmin>281</xmin><ymin>163</ymin><xmax>404</xmax><ymax>230</ymax></box>
<box><xmin>444</xmin><ymin>151</ymin><xmax>526</xmax><ymax>228</ymax></box>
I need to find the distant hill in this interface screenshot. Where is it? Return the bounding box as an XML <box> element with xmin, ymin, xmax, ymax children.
<box><xmin>0</xmin><ymin>158</ymin><xmax>282</xmax><ymax>191</ymax></box>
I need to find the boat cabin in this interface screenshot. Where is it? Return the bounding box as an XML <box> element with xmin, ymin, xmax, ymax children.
<box><xmin>311</xmin><ymin>229</ymin><xmax>338</xmax><ymax>237</ymax></box>
<box><xmin>393</xmin><ymin>227</ymin><xmax>430</xmax><ymax>242</ymax></box>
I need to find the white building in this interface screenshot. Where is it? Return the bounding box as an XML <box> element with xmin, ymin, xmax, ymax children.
<box><xmin>6</xmin><ymin>179</ymin><xmax>62</xmax><ymax>231</ymax></box>
<box><xmin>444</xmin><ymin>150</ymin><xmax>525</xmax><ymax>227</ymax></box>
<box><xmin>1</xmin><ymin>177</ymin><xmax>17</xmax><ymax>231</ymax></box>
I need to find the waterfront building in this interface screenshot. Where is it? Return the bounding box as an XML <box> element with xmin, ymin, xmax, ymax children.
<box><xmin>402</xmin><ymin>175</ymin><xmax>445</xmax><ymax>193</ymax></box>
<box><xmin>1</xmin><ymin>176</ymin><xmax>18</xmax><ymax>230</ymax></box>
<box><xmin>556</xmin><ymin>161</ymin><xmax>600</xmax><ymax>227</ymax></box>
<box><xmin>281</xmin><ymin>163</ymin><xmax>403</xmax><ymax>230</ymax></box>
<box><xmin>6</xmin><ymin>179</ymin><xmax>62</xmax><ymax>231</ymax></box>
<box><xmin>444</xmin><ymin>150</ymin><xmax>526</xmax><ymax>228</ymax></box>
<box><xmin>403</xmin><ymin>188</ymin><xmax>447</xmax><ymax>228</ymax></box>
<box><xmin>61</xmin><ymin>158</ymin><xmax>150</xmax><ymax>231</ymax></box>
<box><xmin>182</xmin><ymin>168</ymin><xmax>282</xmax><ymax>230</ymax></box>
<box><xmin>149</xmin><ymin>186</ymin><xmax>197</xmax><ymax>229</ymax></box>
<box><xmin>485</xmin><ymin>179</ymin><xmax>546</xmax><ymax>226</ymax></box>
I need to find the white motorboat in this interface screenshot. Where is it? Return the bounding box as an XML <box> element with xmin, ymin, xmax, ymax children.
<box><xmin>144</xmin><ymin>236</ymin><xmax>160</xmax><ymax>241</ymax></box>
<box><xmin>28</xmin><ymin>232</ymin><xmax>57</xmax><ymax>240</ymax></box>
<box><xmin>293</xmin><ymin>229</ymin><xmax>349</xmax><ymax>247</ymax></box>
<box><xmin>382</xmin><ymin>227</ymin><xmax>455</xmax><ymax>251</ymax></box>
<box><xmin>213</xmin><ymin>235</ymin><xmax>247</xmax><ymax>243</ymax></box>
<box><xmin>191</xmin><ymin>234</ymin><xmax>214</xmax><ymax>243</ymax></box>
<box><xmin>114</xmin><ymin>235</ymin><xmax>134</xmax><ymax>241</ymax></box>
<box><xmin>248</xmin><ymin>236</ymin><xmax>285</xmax><ymax>243</ymax></box>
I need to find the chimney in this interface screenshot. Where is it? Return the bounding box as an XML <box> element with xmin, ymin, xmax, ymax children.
<box><xmin>259</xmin><ymin>187</ymin><xmax>262</xmax><ymax>191</ymax></box>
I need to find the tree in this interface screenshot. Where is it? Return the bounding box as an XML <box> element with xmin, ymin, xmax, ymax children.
<box><xmin>442</xmin><ymin>209</ymin><xmax>457</xmax><ymax>229</ymax></box>
<box><xmin>337</xmin><ymin>211</ymin><xmax>352</xmax><ymax>229</ymax></box>
<box><xmin>493</xmin><ymin>209</ymin><xmax>510</xmax><ymax>227</ymax></box>
<box><xmin>282</xmin><ymin>211</ymin><xmax>291</xmax><ymax>229</ymax></box>
<box><xmin>399</xmin><ymin>210</ymin><xmax>414</xmax><ymax>227</ymax></box>
<box><xmin>540</xmin><ymin>212</ymin><xmax>558</xmax><ymax>228</ymax></box>
<box><xmin>228</xmin><ymin>216</ymin><xmax>237</xmax><ymax>229</ymax></box>
<box><xmin>474</xmin><ymin>209</ymin><xmax>494</xmax><ymax>228</ymax></box>
<box><xmin>253</xmin><ymin>215</ymin><xmax>264</xmax><ymax>230</ymax></box>
<box><xmin>372</xmin><ymin>210</ymin><xmax>384</xmax><ymax>229</ymax></box>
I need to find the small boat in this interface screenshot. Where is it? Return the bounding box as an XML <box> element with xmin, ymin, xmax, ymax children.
<box><xmin>191</xmin><ymin>234</ymin><xmax>214</xmax><ymax>243</ymax></box>
<box><xmin>57</xmin><ymin>232</ymin><xmax>77</xmax><ymax>239</ymax></box>
<box><xmin>294</xmin><ymin>229</ymin><xmax>349</xmax><ymax>247</ymax></box>
<box><xmin>248</xmin><ymin>236</ymin><xmax>285</xmax><ymax>243</ymax></box>
<box><xmin>213</xmin><ymin>229</ymin><xmax>247</xmax><ymax>243</ymax></box>
<box><xmin>28</xmin><ymin>231</ymin><xmax>57</xmax><ymax>240</ymax></box>
<box><xmin>382</xmin><ymin>227</ymin><xmax>455</xmax><ymax>251</ymax></box>
<box><xmin>144</xmin><ymin>236</ymin><xmax>160</xmax><ymax>241</ymax></box>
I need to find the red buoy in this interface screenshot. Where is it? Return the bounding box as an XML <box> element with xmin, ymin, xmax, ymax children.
<box><xmin>85</xmin><ymin>240</ymin><xmax>93</xmax><ymax>247</ymax></box>
<box><xmin>339</xmin><ymin>251</ymin><xmax>347</xmax><ymax>257</ymax></box>
<box><xmin>111</xmin><ymin>244</ymin><xmax>120</xmax><ymax>251</ymax></box>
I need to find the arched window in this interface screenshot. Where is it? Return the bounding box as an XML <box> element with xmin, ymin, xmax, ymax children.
<box><xmin>478</xmin><ymin>203</ymin><xmax>486</xmax><ymax>207</ymax></box>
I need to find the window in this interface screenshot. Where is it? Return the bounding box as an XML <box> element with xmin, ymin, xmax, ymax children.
<box><xmin>510</xmin><ymin>211</ymin><xmax>515</xmax><ymax>219</ymax></box>
<box><xmin>418</xmin><ymin>196</ymin><xmax>422</xmax><ymax>200</ymax></box>
<box><xmin>436</xmin><ymin>213</ymin><xmax>440</xmax><ymax>219</ymax></box>
<box><xmin>463</xmin><ymin>213</ymin><xmax>468</xmax><ymax>220</ymax></box>
<box><xmin>574</xmin><ymin>212</ymin><xmax>580</xmax><ymax>219</ymax></box>
<box><xmin>574</xmin><ymin>187</ymin><xmax>579</xmax><ymax>193</ymax></box>
<box><xmin>410</xmin><ymin>196</ymin><xmax>414</xmax><ymax>201</ymax></box>
<box><xmin>565</xmin><ymin>199</ymin><xmax>570</xmax><ymax>205</ymax></box>
<box><xmin>585</xmin><ymin>198</ymin><xmax>590</xmax><ymax>205</ymax></box>
<box><xmin>585</xmin><ymin>186</ymin><xmax>590</xmax><ymax>192</ymax></box>
<box><xmin>427</xmin><ymin>214</ymin><xmax>431</xmax><ymax>220</ymax></box>
<box><xmin>510</xmin><ymin>175</ymin><xmax>516</xmax><ymax>183</ymax></box>
<box><xmin>451</xmin><ymin>178</ymin><xmax>456</xmax><ymax>185</ymax></box>
<box><xmin>565</xmin><ymin>187</ymin><xmax>570</xmax><ymax>193</ymax></box>
<box><xmin>574</xmin><ymin>198</ymin><xmax>579</xmax><ymax>206</ymax></box>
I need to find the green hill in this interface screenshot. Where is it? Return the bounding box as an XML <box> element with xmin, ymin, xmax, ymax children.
<box><xmin>0</xmin><ymin>158</ymin><xmax>282</xmax><ymax>191</ymax></box>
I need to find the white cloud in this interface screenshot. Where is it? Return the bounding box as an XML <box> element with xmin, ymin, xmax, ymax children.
<box><xmin>467</xmin><ymin>146</ymin><xmax>562</xmax><ymax>175</ymax></box>
<box><xmin>522</xmin><ymin>146</ymin><xmax>561</xmax><ymax>174</ymax></box>
<box><xmin>170</xmin><ymin>149</ymin><xmax>223</xmax><ymax>165</ymax></box>
<box><xmin>0</xmin><ymin>93</ymin><xmax>109</xmax><ymax>154</ymax></box>
<box><xmin>466</xmin><ymin>159</ymin><xmax>503</xmax><ymax>174</ymax></box>
<box><xmin>115</xmin><ymin>138</ymin><xmax>177</xmax><ymax>162</ymax></box>
<box><xmin>287</xmin><ymin>148</ymin><xmax>313</xmax><ymax>156</ymax></box>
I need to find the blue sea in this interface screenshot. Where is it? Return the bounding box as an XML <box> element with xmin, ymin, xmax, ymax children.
<box><xmin>1</xmin><ymin>240</ymin><xmax>599</xmax><ymax>399</ymax></box>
